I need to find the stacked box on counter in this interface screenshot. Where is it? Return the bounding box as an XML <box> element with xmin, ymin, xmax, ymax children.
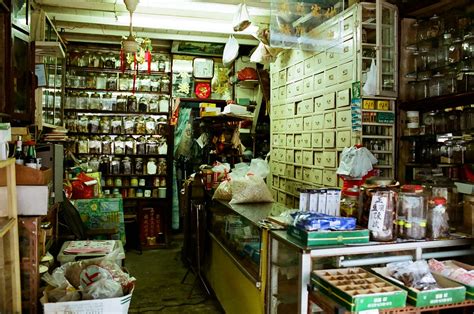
<box><xmin>72</xmin><ymin>198</ymin><xmax>126</xmax><ymax>245</ymax></box>
<box><xmin>372</xmin><ymin>267</ymin><xmax>466</xmax><ymax>307</ymax></box>
<box><xmin>311</xmin><ymin>268</ymin><xmax>407</xmax><ymax>312</ymax></box>
<box><xmin>288</xmin><ymin>225</ymin><xmax>369</xmax><ymax>246</ymax></box>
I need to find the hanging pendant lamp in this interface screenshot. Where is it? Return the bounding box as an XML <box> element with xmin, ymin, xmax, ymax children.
<box><xmin>122</xmin><ymin>0</ymin><xmax>139</xmax><ymax>53</ymax></box>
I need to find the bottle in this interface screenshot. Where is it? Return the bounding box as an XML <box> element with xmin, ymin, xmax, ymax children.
<box><xmin>25</xmin><ymin>143</ymin><xmax>37</xmax><ymax>169</ymax></box>
<box><xmin>14</xmin><ymin>136</ymin><xmax>25</xmax><ymax>165</ymax></box>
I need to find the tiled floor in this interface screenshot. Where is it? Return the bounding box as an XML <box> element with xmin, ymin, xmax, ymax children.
<box><xmin>126</xmin><ymin>240</ymin><xmax>224</xmax><ymax>313</ymax></box>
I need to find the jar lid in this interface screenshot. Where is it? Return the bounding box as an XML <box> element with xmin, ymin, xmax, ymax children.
<box><xmin>103</xmin><ymin>93</ymin><xmax>112</xmax><ymax>98</ymax></box>
<box><xmin>123</xmin><ymin>156</ymin><xmax>131</xmax><ymax>161</ymax></box>
<box><xmin>117</xmin><ymin>95</ymin><xmax>126</xmax><ymax>99</ymax></box>
<box><xmin>433</xmin><ymin>197</ymin><xmax>447</xmax><ymax>205</ymax></box>
<box><xmin>79</xmin><ymin>92</ymin><xmax>89</xmax><ymax>97</ymax></box>
<box><xmin>128</xmin><ymin>95</ymin><xmax>137</xmax><ymax>99</ymax></box>
<box><xmin>401</xmin><ymin>185</ymin><xmax>423</xmax><ymax>192</ymax></box>
<box><xmin>148</xmin><ymin>158</ymin><xmax>157</xmax><ymax>161</ymax></box>
<box><xmin>91</xmin><ymin>92</ymin><xmax>100</xmax><ymax>98</ymax></box>
<box><xmin>103</xmin><ymin>135</ymin><xmax>112</xmax><ymax>140</ymax></box>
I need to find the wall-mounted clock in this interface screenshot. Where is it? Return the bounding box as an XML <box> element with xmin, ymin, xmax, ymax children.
<box><xmin>193</xmin><ymin>57</ymin><xmax>214</xmax><ymax>79</ymax></box>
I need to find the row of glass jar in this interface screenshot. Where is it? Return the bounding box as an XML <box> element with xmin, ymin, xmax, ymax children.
<box><xmin>104</xmin><ymin>175</ymin><xmax>167</xmax><ymax>188</ymax></box>
<box><xmin>67</xmin><ymin>73</ymin><xmax>171</xmax><ymax>93</ymax></box>
<box><xmin>74</xmin><ymin>136</ymin><xmax>168</xmax><ymax>155</ymax></box>
<box><xmin>65</xmin><ymin>92</ymin><xmax>170</xmax><ymax>113</ymax></box>
<box><xmin>79</xmin><ymin>155</ymin><xmax>167</xmax><ymax>176</ymax></box>
<box><xmin>42</xmin><ymin>90</ymin><xmax>62</xmax><ymax>109</ymax></box>
<box><xmin>104</xmin><ymin>187</ymin><xmax>166</xmax><ymax>199</ymax></box>
<box><xmin>421</xmin><ymin>108</ymin><xmax>474</xmax><ymax>134</ymax></box>
<box><xmin>68</xmin><ymin>50</ymin><xmax>171</xmax><ymax>72</ymax></box>
<box><xmin>406</xmin><ymin>72</ymin><xmax>474</xmax><ymax>101</ymax></box>
<box><xmin>412</xmin><ymin>13</ymin><xmax>473</xmax><ymax>45</ymax></box>
<box><xmin>410</xmin><ymin>139</ymin><xmax>474</xmax><ymax>164</ymax></box>
<box><xmin>67</xmin><ymin>115</ymin><xmax>168</xmax><ymax>135</ymax></box>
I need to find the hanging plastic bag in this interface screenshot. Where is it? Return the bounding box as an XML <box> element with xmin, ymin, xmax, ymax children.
<box><xmin>230</xmin><ymin>174</ymin><xmax>274</xmax><ymax>204</ymax></box>
<box><xmin>223</xmin><ymin>35</ymin><xmax>239</xmax><ymax>67</ymax></box>
<box><xmin>250</xmin><ymin>42</ymin><xmax>275</xmax><ymax>64</ymax></box>
<box><xmin>248</xmin><ymin>158</ymin><xmax>270</xmax><ymax>178</ymax></box>
<box><xmin>362</xmin><ymin>58</ymin><xmax>377</xmax><ymax>96</ymax></box>
<box><xmin>233</xmin><ymin>3</ymin><xmax>251</xmax><ymax>32</ymax></box>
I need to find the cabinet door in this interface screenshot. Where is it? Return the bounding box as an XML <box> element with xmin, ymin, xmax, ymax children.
<box><xmin>377</xmin><ymin>1</ymin><xmax>398</xmax><ymax>97</ymax></box>
<box><xmin>11</xmin><ymin>29</ymin><xmax>33</xmax><ymax>123</ymax></box>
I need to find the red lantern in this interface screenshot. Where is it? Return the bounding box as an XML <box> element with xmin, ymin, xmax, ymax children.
<box><xmin>195</xmin><ymin>82</ymin><xmax>211</xmax><ymax>99</ymax></box>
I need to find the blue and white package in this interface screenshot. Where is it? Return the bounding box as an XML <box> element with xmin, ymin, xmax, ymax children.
<box><xmin>292</xmin><ymin>211</ymin><xmax>356</xmax><ymax>231</ymax></box>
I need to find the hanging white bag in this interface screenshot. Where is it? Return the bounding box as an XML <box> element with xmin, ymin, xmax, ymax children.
<box><xmin>223</xmin><ymin>35</ymin><xmax>239</xmax><ymax>67</ymax></box>
<box><xmin>250</xmin><ymin>42</ymin><xmax>277</xmax><ymax>64</ymax></box>
<box><xmin>233</xmin><ymin>3</ymin><xmax>251</xmax><ymax>32</ymax></box>
<box><xmin>362</xmin><ymin>58</ymin><xmax>377</xmax><ymax>96</ymax></box>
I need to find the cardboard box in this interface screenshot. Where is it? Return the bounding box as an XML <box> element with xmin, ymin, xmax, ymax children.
<box><xmin>0</xmin><ymin>164</ymin><xmax>53</xmax><ymax>186</ymax></box>
<box><xmin>287</xmin><ymin>225</ymin><xmax>369</xmax><ymax>246</ymax></box>
<box><xmin>311</xmin><ymin>268</ymin><xmax>407</xmax><ymax>312</ymax></box>
<box><xmin>42</xmin><ymin>288</ymin><xmax>133</xmax><ymax>314</ymax></box>
<box><xmin>0</xmin><ymin>185</ymin><xmax>49</xmax><ymax>215</ymax></box>
<box><xmin>372</xmin><ymin>267</ymin><xmax>466</xmax><ymax>307</ymax></box>
<box><xmin>430</xmin><ymin>260</ymin><xmax>474</xmax><ymax>300</ymax></box>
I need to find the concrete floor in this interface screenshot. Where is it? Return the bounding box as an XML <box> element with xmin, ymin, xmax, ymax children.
<box><xmin>125</xmin><ymin>240</ymin><xmax>224</xmax><ymax>314</ymax></box>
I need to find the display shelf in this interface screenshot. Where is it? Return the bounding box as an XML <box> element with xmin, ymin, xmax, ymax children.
<box><xmin>64</xmin><ymin>109</ymin><xmax>169</xmax><ymax>115</ymax></box>
<box><xmin>69</xmin><ymin>132</ymin><xmax>167</xmax><ymax>136</ymax></box>
<box><xmin>405</xmin><ymin>163</ymin><xmax>464</xmax><ymax>168</ymax></box>
<box><xmin>65</xmin><ymin>87</ymin><xmax>170</xmax><ymax>95</ymax></box>
<box><xmin>0</xmin><ymin>217</ymin><xmax>16</xmax><ymax>237</ymax></box>
<box><xmin>103</xmin><ymin>185</ymin><xmax>163</xmax><ymax>189</ymax></box>
<box><xmin>361</xmin><ymin>135</ymin><xmax>393</xmax><ymax>139</ymax></box>
<box><xmin>399</xmin><ymin>91</ymin><xmax>474</xmax><ymax>111</ymax></box>
<box><xmin>67</xmin><ymin>66</ymin><xmax>170</xmax><ymax>76</ymax></box>
<box><xmin>102</xmin><ymin>174</ymin><xmax>167</xmax><ymax>177</ymax></box>
<box><xmin>75</xmin><ymin>153</ymin><xmax>167</xmax><ymax>158</ymax></box>
<box><xmin>122</xmin><ymin>197</ymin><xmax>166</xmax><ymax>200</ymax></box>
<box><xmin>363</xmin><ymin>122</ymin><xmax>394</xmax><ymax>126</ymax></box>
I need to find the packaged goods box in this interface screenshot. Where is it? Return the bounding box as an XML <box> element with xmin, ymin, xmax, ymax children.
<box><xmin>287</xmin><ymin>225</ymin><xmax>369</xmax><ymax>246</ymax></box>
<box><xmin>0</xmin><ymin>185</ymin><xmax>49</xmax><ymax>215</ymax></box>
<box><xmin>0</xmin><ymin>164</ymin><xmax>52</xmax><ymax>185</ymax></box>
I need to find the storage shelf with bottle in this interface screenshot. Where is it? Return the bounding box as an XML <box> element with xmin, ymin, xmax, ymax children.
<box><xmin>64</xmin><ymin>44</ymin><xmax>174</xmax><ymax>248</ymax></box>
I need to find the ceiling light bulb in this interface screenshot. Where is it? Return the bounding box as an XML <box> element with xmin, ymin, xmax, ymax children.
<box><xmin>124</xmin><ymin>0</ymin><xmax>139</xmax><ymax>13</ymax></box>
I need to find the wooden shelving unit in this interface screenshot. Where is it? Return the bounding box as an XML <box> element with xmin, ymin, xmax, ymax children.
<box><xmin>0</xmin><ymin>158</ymin><xmax>21</xmax><ymax>313</ymax></box>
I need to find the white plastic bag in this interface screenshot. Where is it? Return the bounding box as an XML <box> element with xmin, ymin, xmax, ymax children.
<box><xmin>233</xmin><ymin>3</ymin><xmax>251</xmax><ymax>32</ymax></box>
<box><xmin>223</xmin><ymin>35</ymin><xmax>239</xmax><ymax>67</ymax></box>
<box><xmin>362</xmin><ymin>58</ymin><xmax>377</xmax><ymax>96</ymax></box>
<box><xmin>229</xmin><ymin>175</ymin><xmax>274</xmax><ymax>204</ymax></box>
<box><xmin>250</xmin><ymin>42</ymin><xmax>280</xmax><ymax>64</ymax></box>
<box><xmin>213</xmin><ymin>179</ymin><xmax>233</xmax><ymax>201</ymax></box>
<box><xmin>249</xmin><ymin>158</ymin><xmax>270</xmax><ymax>178</ymax></box>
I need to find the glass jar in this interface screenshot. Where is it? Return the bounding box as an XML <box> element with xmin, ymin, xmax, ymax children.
<box><xmin>110</xmin><ymin>157</ymin><xmax>121</xmax><ymax>175</ymax></box>
<box><xmin>121</xmin><ymin>157</ymin><xmax>132</xmax><ymax>175</ymax></box>
<box><xmin>77</xmin><ymin>92</ymin><xmax>89</xmax><ymax>110</ymax></box>
<box><xmin>139</xmin><ymin>178</ymin><xmax>146</xmax><ymax>186</ymax></box>
<box><xmin>139</xmin><ymin>76</ymin><xmax>151</xmax><ymax>92</ymax></box>
<box><xmin>415</xmin><ymin>79</ymin><xmax>430</xmax><ymax>100</ymax></box>
<box><xmin>136</xmin><ymin>136</ymin><xmax>147</xmax><ymax>155</ymax></box>
<box><xmin>136</xmin><ymin>189</ymin><xmax>144</xmax><ymax>198</ymax></box>
<box><xmin>78</xmin><ymin>136</ymin><xmax>88</xmax><ymax>154</ymax></box>
<box><xmin>461</xmin><ymin>106</ymin><xmax>474</xmax><ymax>131</ymax></box>
<box><xmin>119</xmin><ymin>74</ymin><xmax>131</xmax><ymax>91</ymax></box>
<box><xmin>114</xmin><ymin>136</ymin><xmax>125</xmax><ymax>155</ymax></box>
<box><xmin>69</xmin><ymin>92</ymin><xmax>78</xmax><ymax>109</ymax></box>
<box><xmin>130</xmin><ymin>177</ymin><xmax>139</xmax><ymax>187</ymax></box>
<box><xmin>145</xmin><ymin>117</ymin><xmax>156</xmax><ymax>135</ymax></box>
<box><xmin>124</xmin><ymin>116</ymin><xmax>135</xmax><ymax>134</ymax></box>
<box><xmin>79</xmin><ymin>51</ymin><xmax>89</xmax><ymax>67</ymax></box>
<box><xmin>106</xmin><ymin>74</ymin><xmax>117</xmax><ymax>91</ymax></box>
<box><xmin>102</xmin><ymin>93</ymin><xmax>114</xmax><ymax>111</ymax></box>
<box><xmin>89</xmin><ymin>157</ymin><xmax>100</xmax><ymax>172</ymax></box>
<box><xmin>158</xmin><ymin>138</ymin><xmax>168</xmax><ymax>155</ymax></box>
<box><xmin>99</xmin><ymin>116</ymin><xmax>111</xmax><ymax>133</ymax></box>
<box><xmin>125</xmin><ymin>136</ymin><xmax>136</xmax><ymax>155</ymax></box>
<box><xmin>102</xmin><ymin>135</ymin><xmax>113</xmax><ymax>155</ymax></box>
<box><xmin>69</xmin><ymin>50</ymin><xmax>81</xmax><ymax>67</ymax></box>
<box><xmin>147</xmin><ymin>137</ymin><xmax>159</xmax><ymax>155</ymax></box>
<box><xmin>446</xmin><ymin>109</ymin><xmax>461</xmax><ymax>132</ymax></box>
<box><xmin>427</xmin><ymin>14</ymin><xmax>443</xmax><ymax>39</ymax></box>
<box><xmin>127</xmin><ymin>95</ymin><xmax>138</xmax><ymax>112</ymax></box>
<box><xmin>147</xmin><ymin>158</ymin><xmax>157</xmax><ymax>175</ymax></box>
<box><xmin>104</xmin><ymin>53</ymin><xmax>116</xmax><ymax>68</ymax></box>
<box><xmin>128</xmin><ymin>188</ymin><xmax>136</xmax><ymax>198</ymax></box>
<box><xmin>422</xmin><ymin>111</ymin><xmax>437</xmax><ymax>135</ymax></box>
<box><xmin>434</xmin><ymin>110</ymin><xmax>448</xmax><ymax>134</ymax></box>
<box><xmin>89</xmin><ymin>92</ymin><xmax>101</xmax><ymax>110</ymax></box>
<box><xmin>86</xmin><ymin>73</ymin><xmax>96</xmax><ymax>89</ymax></box>
<box><xmin>149</xmin><ymin>97</ymin><xmax>159</xmax><ymax>113</ymax></box>
<box><xmin>89</xmin><ymin>116</ymin><xmax>100</xmax><ymax>133</ymax></box>
<box><xmin>158</xmin><ymin>158</ymin><xmax>167</xmax><ymax>175</ymax></box>
<box><xmin>427</xmin><ymin>197</ymin><xmax>449</xmax><ymax>239</ymax></box>
<box><xmin>111</xmin><ymin>116</ymin><xmax>123</xmax><ymax>134</ymax></box>
<box><xmin>150</xmin><ymin>77</ymin><xmax>161</xmax><ymax>92</ymax></box>
<box><xmin>78</xmin><ymin>115</ymin><xmax>89</xmax><ymax>133</ymax></box>
<box><xmin>161</xmin><ymin>75</ymin><xmax>170</xmax><ymax>93</ymax></box>
<box><xmin>138</xmin><ymin>97</ymin><xmax>148</xmax><ymax>113</ymax></box>
<box><xmin>105</xmin><ymin>176</ymin><xmax>113</xmax><ymax>187</ymax></box>
<box><xmin>135</xmin><ymin>157</ymin><xmax>144</xmax><ymax>174</ymax></box>
<box><xmin>466</xmin><ymin>140</ymin><xmax>474</xmax><ymax>163</ymax></box>
<box><xmin>66</xmin><ymin>115</ymin><xmax>78</xmax><ymax>133</ymax></box>
<box><xmin>100</xmin><ymin>156</ymin><xmax>110</xmax><ymax>174</ymax></box>
<box><xmin>462</xmin><ymin>33</ymin><xmax>474</xmax><ymax>60</ymax></box>
<box><xmin>429</xmin><ymin>72</ymin><xmax>446</xmax><ymax>97</ymax></box>
<box><xmin>159</xmin><ymin>95</ymin><xmax>169</xmax><ymax>112</ymax></box>
<box><xmin>158</xmin><ymin>56</ymin><xmax>166</xmax><ymax>72</ymax></box>
<box><xmin>89</xmin><ymin>135</ymin><xmax>101</xmax><ymax>154</ymax></box>
<box><xmin>448</xmin><ymin>38</ymin><xmax>462</xmax><ymax>64</ymax></box>
<box><xmin>136</xmin><ymin>116</ymin><xmax>146</xmax><ymax>134</ymax></box>
<box><xmin>116</xmin><ymin>95</ymin><xmax>127</xmax><ymax>112</ymax></box>
<box><xmin>365</xmin><ymin>188</ymin><xmax>397</xmax><ymax>242</ymax></box>
<box><xmin>96</xmin><ymin>73</ymin><xmax>107</xmax><ymax>89</ymax></box>
<box><xmin>114</xmin><ymin>177</ymin><xmax>122</xmax><ymax>187</ymax></box>
<box><xmin>397</xmin><ymin>189</ymin><xmax>426</xmax><ymax>240</ymax></box>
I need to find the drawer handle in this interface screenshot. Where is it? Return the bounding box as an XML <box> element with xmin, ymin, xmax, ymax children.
<box><xmin>317</xmin><ymin>158</ymin><xmax>321</xmax><ymax>162</ymax></box>
<box><xmin>329</xmin><ymin>52</ymin><xmax>334</xmax><ymax>58</ymax></box>
<box><xmin>296</xmin><ymin>86</ymin><xmax>300</xmax><ymax>91</ymax></box>
<box><xmin>341</xmin><ymin>137</ymin><xmax>346</xmax><ymax>142</ymax></box>
<box><xmin>326</xmin><ymin>119</ymin><xmax>331</xmax><ymax>123</ymax></box>
<box><xmin>297</xmin><ymin>68</ymin><xmax>301</xmax><ymax>73</ymax></box>
<box><xmin>306</xmin><ymin>63</ymin><xmax>310</xmax><ymax>68</ymax></box>
<box><xmin>344</xmin><ymin>46</ymin><xmax>349</xmax><ymax>53</ymax></box>
<box><xmin>326</xmin><ymin>157</ymin><xmax>331</xmax><ymax>162</ymax></box>
<box><xmin>327</xmin><ymin>177</ymin><xmax>332</xmax><ymax>182</ymax></box>
<box><xmin>344</xmin><ymin>24</ymin><xmax>350</xmax><ymax>30</ymax></box>
<box><xmin>329</xmin><ymin>75</ymin><xmax>334</xmax><ymax>80</ymax></box>
<box><xmin>327</xmin><ymin>99</ymin><xmax>331</xmax><ymax>104</ymax></box>
<box><xmin>343</xmin><ymin>69</ymin><xmax>348</xmax><ymax>75</ymax></box>
<box><xmin>306</xmin><ymin>82</ymin><xmax>310</xmax><ymax>88</ymax></box>
<box><xmin>339</xmin><ymin>96</ymin><xmax>346</xmax><ymax>101</ymax></box>
<box><xmin>341</xmin><ymin>117</ymin><xmax>347</xmax><ymax>122</ymax></box>
<box><xmin>318</xmin><ymin>79</ymin><xmax>322</xmax><ymax>84</ymax></box>
<box><xmin>325</xmin><ymin>138</ymin><xmax>330</xmax><ymax>143</ymax></box>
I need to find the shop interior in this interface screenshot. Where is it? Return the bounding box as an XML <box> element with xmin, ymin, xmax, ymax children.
<box><xmin>0</xmin><ymin>0</ymin><xmax>474</xmax><ymax>313</ymax></box>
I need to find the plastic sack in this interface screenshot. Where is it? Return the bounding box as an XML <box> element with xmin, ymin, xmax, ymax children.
<box><xmin>337</xmin><ymin>146</ymin><xmax>377</xmax><ymax>179</ymax></box>
<box><xmin>71</xmin><ymin>172</ymin><xmax>97</xmax><ymax>199</ymax></box>
<box><xmin>248</xmin><ymin>158</ymin><xmax>270</xmax><ymax>178</ymax></box>
<box><xmin>233</xmin><ymin>3</ymin><xmax>251</xmax><ymax>32</ymax></box>
<box><xmin>428</xmin><ymin>259</ymin><xmax>474</xmax><ymax>287</ymax></box>
<box><xmin>387</xmin><ymin>260</ymin><xmax>440</xmax><ymax>291</ymax></box>
<box><xmin>229</xmin><ymin>174</ymin><xmax>274</xmax><ymax>204</ymax></box>
<box><xmin>213</xmin><ymin>179</ymin><xmax>232</xmax><ymax>201</ymax></box>
<box><xmin>212</xmin><ymin>162</ymin><xmax>231</xmax><ymax>183</ymax></box>
<box><xmin>362</xmin><ymin>58</ymin><xmax>377</xmax><ymax>96</ymax></box>
<box><xmin>223</xmin><ymin>35</ymin><xmax>239</xmax><ymax>67</ymax></box>
<box><xmin>83</xmin><ymin>277</ymin><xmax>124</xmax><ymax>300</ymax></box>
<box><xmin>250</xmin><ymin>42</ymin><xmax>276</xmax><ymax>64</ymax></box>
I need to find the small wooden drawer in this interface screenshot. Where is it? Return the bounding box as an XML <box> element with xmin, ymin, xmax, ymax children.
<box><xmin>294</xmin><ymin>62</ymin><xmax>304</xmax><ymax>79</ymax></box>
<box><xmin>271</xmin><ymin>149</ymin><xmax>279</xmax><ymax>161</ymax></box>
<box><xmin>341</xmin><ymin>38</ymin><xmax>354</xmax><ymax>60</ymax></box>
<box><xmin>285</xmin><ymin>196</ymin><xmax>294</xmax><ymax>208</ymax></box>
<box><xmin>295</xmin><ymin>166</ymin><xmax>303</xmax><ymax>180</ymax></box>
<box><xmin>304</xmin><ymin>56</ymin><xmax>314</xmax><ymax>75</ymax></box>
<box><xmin>314</xmin><ymin>72</ymin><xmax>324</xmax><ymax>90</ymax></box>
<box><xmin>314</xmin><ymin>96</ymin><xmax>324</xmax><ymax>112</ymax></box>
<box><xmin>323</xmin><ymin>131</ymin><xmax>336</xmax><ymax>148</ymax></box>
<box><xmin>323</xmin><ymin>92</ymin><xmax>335</xmax><ymax>110</ymax></box>
<box><xmin>278</xmin><ymin>163</ymin><xmax>285</xmax><ymax>176</ymax></box>
<box><xmin>338</xmin><ymin>61</ymin><xmax>353</xmax><ymax>83</ymax></box>
<box><xmin>279</xmin><ymin>178</ymin><xmax>286</xmax><ymax>190</ymax></box>
<box><xmin>313</xmin><ymin>169</ymin><xmax>323</xmax><ymax>185</ymax></box>
<box><xmin>337</xmin><ymin>130</ymin><xmax>351</xmax><ymax>149</ymax></box>
<box><xmin>303</xmin><ymin>117</ymin><xmax>312</xmax><ymax>131</ymax></box>
<box><xmin>285</xmin><ymin>164</ymin><xmax>295</xmax><ymax>178</ymax></box>
<box><xmin>278</xmin><ymin>149</ymin><xmax>285</xmax><ymax>161</ymax></box>
<box><xmin>326</xmin><ymin>23</ymin><xmax>339</xmax><ymax>41</ymax></box>
<box><xmin>314</xmin><ymin>152</ymin><xmax>323</xmax><ymax>167</ymax></box>
<box><xmin>325</xmin><ymin>47</ymin><xmax>337</xmax><ymax>66</ymax></box>
<box><xmin>324</xmin><ymin>111</ymin><xmax>336</xmax><ymax>129</ymax></box>
<box><xmin>322</xmin><ymin>151</ymin><xmax>337</xmax><ymax>168</ymax></box>
<box><xmin>303</xmin><ymin>76</ymin><xmax>313</xmax><ymax>94</ymax></box>
<box><xmin>279</xmin><ymin>86</ymin><xmax>286</xmax><ymax>100</ymax></box>
<box><xmin>279</xmin><ymin>134</ymin><xmax>286</xmax><ymax>146</ymax></box>
<box><xmin>303</xmin><ymin>151</ymin><xmax>313</xmax><ymax>165</ymax></box>
<box><xmin>286</xmin><ymin>149</ymin><xmax>294</xmax><ymax>163</ymax></box>
<box><xmin>323</xmin><ymin>169</ymin><xmax>337</xmax><ymax>187</ymax></box>
<box><xmin>271</xmin><ymin>162</ymin><xmax>278</xmax><ymax>174</ymax></box>
<box><xmin>278</xmin><ymin>192</ymin><xmax>286</xmax><ymax>204</ymax></box>
<box><xmin>325</xmin><ymin>66</ymin><xmax>338</xmax><ymax>87</ymax></box>
<box><xmin>336</xmin><ymin>89</ymin><xmax>350</xmax><ymax>108</ymax></box>
<box><xmin>294</xmin><ymin>80</ymin><xmax>303</xmax><ymax>96</ymax></box>
<box><xmin>312</xmin><ymin>132</ymin><xmax>323</xmax><ymax>148</ymax></box>
<box><xmin>294</xmin><ymin>117</ymin><xmax>303</xmax><ymax>131</ymax></box>
<box><xmin>286</xmin><ymin>134</ymin><xmax>294</xmax><ymax>147</ymax></box>
<box><xmin>286</xmin><ymin>83</ymin><xmax>294</xmax><ymax>98</ymax></box>
<box><xmin>279</xmin><ymin>70</ymin><xmax>287</xmax><ymax>85</ymax></box>
<box><xmin>272</xmin><ymin>135</ymin><xmax>279</xmax><ymax>147</ymax></box>
<box><xmin>272</xmin><ymin>89</ymin><xmax>279</xmax><ymax>102</ymax></box>
<box><xmin>303</xmin><ymin>167</ymin><xmax>312</xmax><ymax>182</ymax></box>
<box><xmin>312</xmin><ymin>114</ymin><xmax>324</xmax><ymax>130</ymax></box>
<box><xmin>287</xmin><ymin>65</ymin><xmax>295</xmax><ymax>81</ymax></box>
<box><xmin>285</xmin><ymin>103</ymin><xmax>295</xmax><ymax>117</ymax></box>
<box><xmin>294</xmin><ymin>150</ymin><xmax>302</xmax><ymax>164</ymax></box>
<box><xmin>302</xmin><ymin>99</ymin><xmax>313</xmax><ymax>114</ymax></box>
<box><xmin>273</xmin><ymin>175</ymin><xmax>280</xmax><ymax>188</ymax></box>
<box><xmin>272</xmin><ymin>72</ymin><xmax>279</xmax><ymax>87</ymax></box>
<box><xmin>342</xmin><ymin>14</ymin><xmax>354</xmax><ymax>37</ymax></box>
<box><xmin>301</xmin><ymin>133</ymin><xmax>312</xmax><ymax>148</ymax></box>
<box><xmin>313</xmin><ymin>53</ymin><xmax>324</xmax><ymax>71</ymax></box>
<box><xmin>294</xmin><ymin>134</ymin><xmax>303</xmax><ymax>148</ymax></box>
<box><xmin>336</xmin><ymin>109</ymin><xmax>351</xmax><ymax>128</ymax></box>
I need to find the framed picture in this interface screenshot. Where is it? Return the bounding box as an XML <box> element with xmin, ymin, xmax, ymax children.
<box><xmin>193</xmin><ymin>58</ymin><xmax>214</xmax><ymax>79</ymax></box>
<box><xmin>171</xmin><ymin>41</ymin><xmax>224</xmax><ymax>57</ymax></box>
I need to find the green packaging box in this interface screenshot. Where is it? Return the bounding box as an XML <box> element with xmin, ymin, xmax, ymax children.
<box><xmin>287</xmin><ymin>225</ymin><xmax>369</xmax><ymax>246</ymax></box>
<box><xmin>372</xmin><ymin>267</ymin><xmax>466</xmax><ymax>307</ymax></box>
<box><xmin>311</xmin><ymin>268</ymin><xmax>407</xmax><ymax>312</ymax></box>
<box><xmin>430</xmin><ymin>260</ymin><xmax>474</xmax><ymax>300</ymax></box>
